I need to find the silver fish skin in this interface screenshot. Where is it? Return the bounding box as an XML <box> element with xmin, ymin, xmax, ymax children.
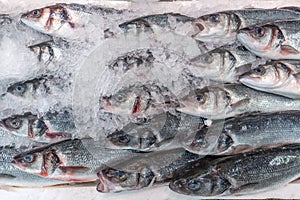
<box><xmin>192</xmin><ymin>8</ymin><xmax>300</xmax><ymax>43</ymax></box>
<box><xmin>189</xmin><ymin>44</ymin><xmax>257</xmax><ymax>83</ymax></box>
<box><xmin>12</xmin><ymin>139</ymin><xmax>138</xmax><ymax>182</ymax></box>
<box><xmin>97</xmin><ymin>148</ymin><xmax>204</xmax><ymax>193</ymax></box>
<box><xmin>0</xmin><ymin>146</ymin><xmax>70</xmax><ymax>187</ymax></box>
<box><xmin>170</xmin><ymin>144</ymin><xmax>300</xmax><ymax>196</ymax></box>
<box><xmin>185</xmin><ymin>111</ymin><xmax>300</xmax><ymax>155</ymax></box>
<box><xmin>237</xmin><ymin>20</ymin><xmax>300</xmax><ymax>60</ymax></box>
<box><xmin>177</xmin><ymin>84</ymin><xmax>300</xmax><ymax>119</ymax></box>
<box><xmin>240</xmin><ymin>60</ymin><xmax>300</xmax><ymax>99</ymax></box>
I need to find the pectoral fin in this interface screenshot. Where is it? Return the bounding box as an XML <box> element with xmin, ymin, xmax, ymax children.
<box><xmin>58</xmin><ymin>166</ymin><xmax>90</xmax><ymax>174</ymax></box>
<box><xmin>228</xmin><ymin>98</ymin><xmax>250</xmax><ymax>113</ymax></box>
<box><xmin>280</xmin><ymin>45</ymin><xmax>300</xmax><ymax>55</ymax></box>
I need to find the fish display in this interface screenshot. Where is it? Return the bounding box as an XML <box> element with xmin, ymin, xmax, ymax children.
<box><xmin>176</xmin><ymin>84</ymin><xmax>300</xmax><ymax>119</ymax></box>
<box><xmin>184</xmin><ymin>111</ymin><xmax>300</xmax><ymax>155</ymax></box>
<box><xmin>239</xmin><ymin>60</ymin><xmax>300</xmax><ymax>99</ymax></box>
<box><xmin>170</xmin><ymin>144</ymin><xmax>300</xmax><ymax>196</ymax></box>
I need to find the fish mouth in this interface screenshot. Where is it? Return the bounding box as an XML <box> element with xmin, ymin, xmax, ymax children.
<box><xmin>169</xmin><ymin>179</ymin><xmax>191</xmax><ymax>195</ymax></box>
<box><xmin>96</xmin><ymin>171</ymin><xmax>115</xmax><ymax>193</ymax></box>
<box><xmin>99</xmin><ymin>98</ymin><xmax>112</xmax><ymax>112</ymax></box>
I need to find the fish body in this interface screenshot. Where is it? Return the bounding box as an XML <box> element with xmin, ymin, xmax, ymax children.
<box><xmin>193</xmin><ymin>8</ymin><xmax>300</xmax><ymax>43</ymax></box>
<box><xmin>97</xmin><ymin>148</ymin><xmax>203</xmax><ymax>192</ymax></box>
<box><xmin>237</xmin><ymin>20</ymin><xmax>300</xmax><ymax>60</ymax></box>
<box><xmin>189</xmin><ymin>44</ymin><xmax>256</xmax><ymax>83</ymax></box>
<box><xmin>240</xmin><ymin>60</ymin><xmax>300</xmax><ymax>99</ymax></box>
<box><xmin>170</xmin><ymin>144</ymin><xmax>300</xmax><ymax>196</ymax></box>
<box><xmin>0</xmin><ymin>108</ymin><xmax>74</xmax><ymax>143</ymax></box>
<box><xmin>177</xmin><ymin>84</ymin><xmax>300</xmax><ymax>119</ymax></box>
<box><xmin>186</xmin><ymin>111</ymin><xmax>300</xmax><ymax>155</ymax></box>
<box><xmin>0</xmin><ymin>146</ymin><xmax>69</xmax><ymax>187</ymax></box>
<box><xmin>12</xmin><ymin>139</ymin><xmax>139</xmax><ymax>182</ymax></box>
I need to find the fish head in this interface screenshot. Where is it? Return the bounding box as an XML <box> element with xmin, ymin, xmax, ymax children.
<box><xmin>192</xmin><ymin>13</ymin><xmax>240</xmax><ymax>41</ymax></box>
<box><xmin>240</xmin><ymin>61</ymin><xmax>291</xmax><ymax>89</ymax></box>
<box><xmin>97</xmin><ymin>167</ymin><xmax>154</xmax><ymax>192</ymax></box>
<box><xmin>21</xmin><ymin>5</ymin><xmax>71</xmax><ymax>34</ymax></box>
<box><xmin>99</xmin><ymin>86</ymin><xmax>150</xmax><ymax>115</ymax></box>
<box><xmin>237</xmin><ymin>25</ymin><xmax>284</xmax><ymax>56</ymax></box>
<box><xmin>177</xmin><ymin>87</ymin><xmax>231</xmax><ymax>118</ymax></box>
<box><xmin>12</xmin><ymin>151</ymin><xmax>44</xmax><ymax>175</ymax></box>
<box><xmin>107</xmin><ymin>129</ymin><xmax>157</xmax><ymax>150</ymax></box>
<box><xmin>169</xmin><ymin>174</ymin><xmax>230</xmax><ymax>196</ymax></box>
<box><xmin>191</xmin><ymin>50</ymin><xmax>236</xmax><ymax>77</ymax></box>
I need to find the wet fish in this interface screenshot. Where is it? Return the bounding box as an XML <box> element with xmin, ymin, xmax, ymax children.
<box><xmin>237</xmin><ymin>19</ymin><xmax>300</xmax><ymax>60</ymax></box>
<box><xmin>97</xmin><ymin>149</ymin><xmax>204</xmax><ymax>192</ymax></box>
<box><xmin>20</xmin><ymin>3</ymin><xmax>123</xmax><ymax>39</ymax></box>
<box><xmin>170</xmin><ymin>144</ymin><xmax>300</xmax><ymax>196</ymax></box>
<box><xmin>189</xmin><ymin>44</ymin><xmax>257</xmax><ymax>83</ymax></box>
<box><xmin>192</xmin><ymin>8</ymin><xmax>300</xmax><ymax>43</ymax></box>
<box><xmin>176</xmin><ymin>84</ymin><xmax>300</xmax><ymax>119</ymax></box>
<box><xmin>99</xmin><ymin>83</ymin><xmax>179</xmax><ymax>117</ymax></box>
<box><xmin>185</xmin><ymin>111</ymin><xmax>300</xmax><ymax>155</ymax></box>
<box><xmin>0</xmin><ymin>146</ymin><xmax>69</xmax><ymax>187</ymax></box>
<box><xmin>239</xmin><ymin>60</ymin><xmax>300</xmax><ymax>99</ymax></box>
<box><xmin>0</xmin><ymin>108</ymin><xmax>74</xmax><ymax>143</ymax></box>
<box><xmin>12</xmin><ymin>139</ymin><xmax>139</xmax><ymax>182</ymax></box>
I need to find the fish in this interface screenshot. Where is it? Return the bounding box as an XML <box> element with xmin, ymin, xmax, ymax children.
<box><xmin>184</xmin><ymin>111</ymin><xmax>300</xmax><ymax>155</ymax></box>
<box><xmin>239</xmin><ymin>60</ymin><xmax>300</xmax><ymax>99</ymax></box>
<box><xmin>0</xmin><ymin>108</ymin><xmax>74</xmax><ymax>143</ymax></box>
<box><xmin>176</xmin><ymin>84</ymin><xmax>300</xmax><ymax>119</ymax></box>
<box><xmin>237</xmin><ymin>19</ymin><xmax>300</xmax><ymax>60</ymax></box>
<box><xmin>20</xmin><ymin>3</ymin><xmax>124</xmax><ymax>39</ymax></box>
<box><xmin>99</xmin><ymin>83</ymin><xmax>179</xmax><ymax>117</ymax></box>
<box><xmin>12</xmin><ymin>138</ymin><xmax>140</xmax><ymax>182</ymax></box>
<box><xmin>0</xmin><ymin>145</ymin><xmax>70</xmax><ymax>187</ymax></box>
<box><xmin>192</xmin><ymin>8</ymin><xmax>300</xmax><ymax>43</ymax></box>
<box><xmin>170</xmin><ymin>144</ymin><xmax>300</xmax><ymax>196</ymax></box>
<box><xmin>97</xmin><ymin>148</ymin><xmax>204</xmax><ymax>192</ymax></box>
<box><xmin>189</xmin><ymin>44</ymin><xmax>257</xmax><ymax>83</ymax></box>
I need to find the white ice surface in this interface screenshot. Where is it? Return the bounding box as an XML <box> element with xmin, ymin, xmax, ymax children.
<box><xmin>2</xmin><ymin>0</ymin><xmax>300</xmax><ymax>199</ymax></box>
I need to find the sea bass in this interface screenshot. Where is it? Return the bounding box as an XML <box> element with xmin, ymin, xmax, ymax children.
<box><xmin>0</xmin><ymin>108</ymin><xmax>74</xmax><ymax>143</ymax></box>
<box><xmin>12</xmin><ymin>139</ymin><xmax>138</xmax><ymax>182</ymax></box>
<box><xmin>170</xmin><ymin>144</ymin><xmax>300</xmax><ymax>196</ymax></box>
<box><xmin>189</xmin><ymin>44</ymin><xmax>257</xmax><ymax>83</ymax></box>
<box><xmin>239</xmin><ymin>60</ymin><xmax>300</xmax><ymax>99</ymax></box>
<box><xmin>176</xmin><ymin>84</ymin><xmax>300</xmax><ymax>119</ymax></box>
<box><xmin>192</xmin><ymin>8</ymin><xmax>300</xmax><ymax>43</ymax></box>
<box><xmin>237</xmin><ymin>20</ymin><xmax>300</xmax><ymax>60</ymax></box>
<box><xmin>185</xmin><ymin>111</ymin><xmax>300</xmax><ymax>155</ymax></box>
<box><xmin>97</xmin><ymin>149</ymin><xmax>204</xmax><ymax>193</ymax></box>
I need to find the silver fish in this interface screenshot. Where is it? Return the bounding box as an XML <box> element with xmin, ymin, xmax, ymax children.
<box><xmin>189</xmin><ymin>44</ymin><xmax>257</xmax><ymax>83</ymax></box>
<box><xmin>185</xmin><ymin>111</ymin><xmax>300</xmax><ymax>155</ymax></box>
<box><xmin>239</xmin><ymin>60</ymin><xmax>300</xmax><ymax>99</ymax></box>
<box><xmin>97</xmin><ymin>149</ymin><xmax>203</xmax><ymax>193</ymax></box>
<box><xmin>192</xmin><ymin>8</ymin><xmax>300</xmax><ymax>43</ymax></box>
<box><xmin>237</xmin><ymin>20</ymin><xmax>300</xmax><ymax>60</ymax></box>
<box><xmin>176</xmin><ymin>84</ymin><xmax>300</xmax><ymax>119</ymax></box>
<box><xmin>12</xmin><ymin>139</ymin><xmax>139</xmax><ymax>182</ymax></box>
<box><xmin>170</xmin><ymin>144</ymin><xmax>300</xmax><ymax>196</ymax></box>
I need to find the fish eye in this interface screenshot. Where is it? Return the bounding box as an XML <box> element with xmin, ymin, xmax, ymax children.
<box><xmin>202</xmin><ymin>54</ymin><xmax>214</xmax><ymax>64</ymax></box>
<box><xmin>31</xmin><ymin>9</ymin><xmax>41</xmax><ymax>18</ymax></box>
<box><xmin>196</xmin><ymin>94</ymin><xmax>205</xmax><ymax>103</ymax></box>
<box><xmin>254</xmin><ymin>27</ymin><xmax>265</xmax><ymax>38</ymax></box>
<box><xmin>209</xmin><ymin>14</ymin><xmax>220</xmax><ymax>23</ymax></box>
<box><xmin>9</xmin><ymin>83</ymin><xmax>26</xmax><ymax>96</ymax></box>
<box><xmin>23</xmin><ymin>154</ymin><xmax>35</xmax><ymax>163</ymax></box>
<box><xmin>115</xmin><ymin>93</ymin><xmax>126</xmax><ymax>102</ymax></box>
<box><xmin>4</xmin><ymin>118</ymin><xmax>23</xmax><ymax>129</ymax></box>
<box><xmin>118</xmin><ymin>135</ymin><xmax>130</xmax><ymax>144</ymax></box>
<box><xmin>187</xmin><ymin>180</ymin><xmax>201</xmax><ymax>191</ymax></box>
<box><xmin>115</xmin><ymin>171</ymin><xmax>127</xmax><ymax>181</ymax></box>
<box><xmin>252</xmin><ymin>67</ymin><xmax>266</xmax><ymax>75</ymax></box>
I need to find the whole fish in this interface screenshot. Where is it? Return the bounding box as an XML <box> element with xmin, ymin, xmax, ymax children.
<box><xmin>185</xmin><ymin>111</ymin><xmax>300</xmax><ymax>155</ymax></box>
<box><xmin>99</xmin><ymin>83</ymin><xmax>179</xmax><ymax>117</ymax></box>
<box><xmin>237</xmin><ymin>19</ymin><xmax>300</xmax><ymax>60</ymax></box>
<box><xmin>192</xmin><ymin>8</ymin><xmax>300</xmax><ymax>43</ymax></box>
<box><xmin>239</xmin><ymin>60</ymin><xmax>300</xmax><ymax>99</ymax></box>
<box><xmin>176</xmin><ymin>84</ymin><xmax>300</xmax><ymax>119</ymax></box>
<box><xmin>189</xmin><ymin>44</ymin><xmax>256</xmax><ymax>83</ymax></box>
<box><xmin>0</xmin><ymin>108</ymin><xmax>74</xmax><ymax>143</ymax></box>
<box><xmin>97</xmin><ymin>149</ymin><xmax>204</xmax><ymax>193</ymax></box>
<box><xmin>0</xmin><ymin>146</ymin><xmax>69</xmax><ymax>187</ymax></box>
<box><xmin>170</xmin><ymin>144</ymin><xmax>300</xmax><ymax>196</ymax></box>
<box><xmin>20</xmin><ymin>3</ymin><xmax>124</xmax><ymax>40</ymax></box>
<box><xmin>12</xmin><ymin>138</ymin><xmax>139</xmax><ymax>182</ymax></box>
